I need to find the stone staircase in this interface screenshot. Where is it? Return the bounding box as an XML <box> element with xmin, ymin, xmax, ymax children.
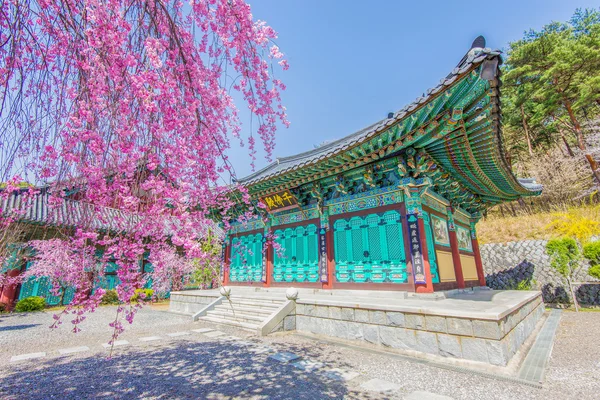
<box><xmin>198</xmin><ymin>295</ymin><xmax>286</xmax><ymax>332</ymax></box>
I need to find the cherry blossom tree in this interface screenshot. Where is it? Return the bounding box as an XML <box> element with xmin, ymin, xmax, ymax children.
<box><xmin>0</xmin><ymin>0</ymin><xmax>288</xmax><ymax>337</ymax></box>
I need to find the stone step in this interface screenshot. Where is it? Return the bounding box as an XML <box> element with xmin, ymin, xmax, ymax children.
<box><xmin>229</xmin><ymin>296</ymin><xmax>286</xmax><ymax>304</ymax></box>
<box><xmin>224</xmin><ymin>299</ymin><xmax>284</xmax><ymax>310</ymax></box>
<box><xmin>213</xmin><ymin>304</ymin><xmax>275</xmax><ymax>317</ymax></box>
<box><xmin>205</xmin><ymin>310</ymin><xmax>265</xmax><ymax>323</ymax></box>
<box><xmin>199</xmin><ymin>315</ymin><xmax>259</xmax><ymax>332</ymax></box>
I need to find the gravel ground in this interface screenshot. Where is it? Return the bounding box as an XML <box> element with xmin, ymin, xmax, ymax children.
<box><xmin>0</xmin><ymin>307</ymin><xmax>598</xmax><ymax>399</ymax></box>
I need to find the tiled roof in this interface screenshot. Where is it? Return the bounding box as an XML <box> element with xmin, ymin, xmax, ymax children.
<box><xmin>1</xmin><ymin>189</ymin><xmax>224</xmax><ymax>238</ymax></box>
<box><xmin>239</xmin><ymin>44</ymin><xmax>504</xmax><ymax>187</ymax></box>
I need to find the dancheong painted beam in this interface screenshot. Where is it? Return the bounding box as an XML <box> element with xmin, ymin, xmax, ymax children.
<box><xmin>223</xmin><ymin>36</ymin><xmax>542</xmax><ymax>293</ymax></box>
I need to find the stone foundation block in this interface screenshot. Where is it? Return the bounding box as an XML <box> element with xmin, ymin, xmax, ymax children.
<box><xmin>415</xmin><ymin>330</ymin><xmax>439</xmax><ymax>355</ymax></box>
<box><xmin>363</xmin><ymin>324</ymin><xmax>380</xmax><ymax>345</ymax></box>
<box><xmin>341</xmin><ymin>307</ymin><xmax>355</xmax><ymax>321</ymax></box>
<box><xmin>329</xmin><ymin>307</ymin><xmax>342</xmax><ymax>320</ymax></box>
<box><xmin>369</xmin><ymin>310</ymin><xmax>387</xmax><ymax>325</ymax></box>
<box><xmin>461</xmin><ymin>337</ymin><xmax>489</xmax><ymax>363</ymax></box>
<box><xmin>405</xmin><ymin>314</ymin><xmax>425</xmax><ymax>330</ymax></box>
<box><xmin>486</xmin><ymin>339</ymin><xmax>509</xmax><ymax>366</ymax></box>
<box><xmin>315</xmin><ymin>306</ymin><xmax>329</xmax><ymax>318</ymax></box>
<box><xmin>447</xmin><ymin>318</ymin><xmax>473</xmax><ymax>336</ymax></box>
<box><xmin>425</xmin><ymin>315</ymin><xmax>447</xmax><ymax>333</ymax></box>
<box><xmin>386</xmin><ymin>312</ymin><xmax>405</xmax><ymax>327</ymax></box>
<box><xmin>438</xmin><ymin>334</ymin><xmax>462</xmax><ymax>358</ymax></box>
<box><xmin>355</xmin><ymin>309</ymin><xmax>369</xmax><ymax>323</ymax></box>
<box><xmin>473</xmin><ymin>320</ymin><xmax>503</xmax><ymax>340</ymax></box>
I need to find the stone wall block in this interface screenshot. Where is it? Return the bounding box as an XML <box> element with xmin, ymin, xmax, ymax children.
<box><xmin>340</xmin><ymin>307</ymin><xmax>355</xmax><ymax>321</ymax></box>
<box><xmin>363</xmin><ymin>324</ymin><xmax>380</xmax><ymax>345</ymax></box>
<box><xmin>315</xmin><ymin>306</ymin><xmax>330</xmax><ymax>318</ymax></box>
<box><xmin>461</xmin><ymin>337</ymin><xmax>489</xmax><ymax>363</ymax></box>
<box><xmin>355</xmin><ymin>309</ymin><xmax>369</xmax><ymax>323</ymax></box>
<box><xmin>405</xmin><ymin>313</ymin><xmax>425</xmax><ymax>330</ymax></box>
<box><xmin>386</xmin><ymin>312</ymin><xmax>405</xmax><ymax>327</ymax></box>
<box><xmin>438</xmin><ymin>334</ymin><xmax>462</xmax><ymax>358</ymax></box>
<box><xmin>304</xmin><ymin>304</ymin><xmax>316</xmax><ymax>316</ymax></box>
<box><xmin>447</xmin><ymin>318</ymin><xmax>473</xmax><ymax>336</ymax></box>
<box><xmin>329</xmin><ymin>306</ymin><xmax>342</xmax><ymax>320</ymax></box>
<box><xmin>295</xmin><ymin>304</ymin><xmax>305</xmax><ymax>315</ymax></box>
<box><xmin>425</xmin><ymin>315</ymin><xmax>447</xmax><ymax>333</ymax></box>
<box><xmin>369</xmin><ymin>310</ymin><xmax>387</xmax><ymax>325</ymax></box>
<box><xmin>486</xmin><ymin>340</ymin><xmax>509</xmax><ymax>366</ymax></box>
<box><xmin>472</xmin><ymin>320</ymin><xmax>503</xmax><ymax>340</ymax></box>
<box><xmin>347</xmin><ymin>322</ymin><xmax>364</xmax><ymax>341</ymax></box>
<box><xmin>415</xmin><ymin>330</ymin><xmax>439</xmax><ymax>355</ymax></box>
<box><xmin>284</xmin><ymin>315</ymin><xmax>296</xmax><ymax>331</ymax></box>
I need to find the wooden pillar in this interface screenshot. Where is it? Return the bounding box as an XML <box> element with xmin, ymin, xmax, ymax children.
<box><xmin>323</xmin><ymin>226</ymin><xmax>334</xmax><ymax>290</ymax></box>
<box><xmin>222</xmin><ymin>241</ymin><xmax>230</xmax><ymax>286</ymax></box>
<box><xmin>264</xmin><ymin>242</ymin><xmax>273</xmax><ymax>287</ymax></box>
<box><xmin>472</xmin><ymin>238</ymin><xmax>486</xmax><ymax>287</ymax></box>
<box><xmin>470</xmin><ymin>220</ymin><xmax>486</xmax><ymax>287</ymax></box>
<box><xmin>0</xmin><ymin>267</ymin><xmax>22</xmax><ymax>308</ymax></box>
<box><xmin>447</xmin><ymin>209</ymin><xmax>465</xmax><ymax>289</ymax></box>
<box><xmin>415</xmin><ymin>217</ymin><xmax>434</xmax><ymax>293</ymax></box>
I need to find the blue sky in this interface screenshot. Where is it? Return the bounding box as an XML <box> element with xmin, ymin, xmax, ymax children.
<box><xmin>225</xmin><ymin>0</ymin><xmax>599</xmax><ymax>181</ymax></box>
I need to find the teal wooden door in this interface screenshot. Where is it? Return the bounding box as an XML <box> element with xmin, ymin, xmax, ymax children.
<box><xmin>229</xmin><ymin>233</ymin><xmax>263</xmax><ymax>282</ymax></box>
<box><xmin>18</xmin><ymin>261</ymin><xmax>75</xmax><ymax>306</ymax></box>
<box><xmin>422</xmin><ymin>212</ymin><xmax>440</xmax><ymax>283</ymax></box>
<box><xmin>333</xmin><ymin>210</ymin><xmax>407</xmax><ymax>284</ymax></box>
<box><xmin>273</xmin><ymin>223</ymin><xmax>319</xmax><ymax>283</ymax></box>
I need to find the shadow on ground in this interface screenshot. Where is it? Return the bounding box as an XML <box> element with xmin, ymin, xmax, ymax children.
<box><xmin>0</xmin><ymin>324</ymin><xmax>41</xmax><ymax>332</ymax></box>
<box><xmin>0</xmin><ymin>339</ymin><xmax>382</xmax><ymax>400</ymax></box>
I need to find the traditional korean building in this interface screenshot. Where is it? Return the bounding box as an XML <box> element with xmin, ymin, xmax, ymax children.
<box><xmin>222</xmin><ymin>37</ymin><xmax>542</xmax><ymax>294</ymax></box>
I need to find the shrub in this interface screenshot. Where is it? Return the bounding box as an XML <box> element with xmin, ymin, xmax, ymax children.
<box><xmin>0</xmin><ymin>302</ymin><xmax>7</xmax><ymax>313</ymax></box>
<box><xmin>100</xmin><ymin>289</ymin><xmax>120</xmax><ymax>305</ymax></box>
<box><xmin>583</xmin><ymin>241</ymin><xmax>600</xmax><ymax>279</ymax></box>
<box><xmin>131</xmin><ymin>288</ymin><xmax>154</xmax><ymax>302</ymax></box>
<box><xmin>546</xmin><ymin>237</ymin><xmax>580</xmax><ymax>278</ymax></box>
<box><xmin>14</xmin><ymin>296</ymin><xmax>46</xmax><ymax>312</ymax></box>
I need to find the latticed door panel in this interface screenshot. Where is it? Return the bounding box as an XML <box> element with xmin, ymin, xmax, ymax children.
<box><xmin>333</xmin><ymin>210</ymin><xmax>407</xmax><ymax>284</ymax></box>
<box><xmin>229</xmin><ymin>233</ymin><xmax>264</xmax><ymax>282</ymax></box>
<box><xmin>422</xmin><ymin>212</ymin><xmax>440</xmax><ymax>283</ymax></box>
<box><xmin>273</xmin><ymin>223</ymin><xmax>319</xmax><ymax>283</ymax></box>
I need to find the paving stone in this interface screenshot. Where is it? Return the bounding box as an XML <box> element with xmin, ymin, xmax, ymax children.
<box><xmin>191</xmin><ymin>328</ymin><xmax>214</xmax><ymax>333</ymax></box>
<box><xmin>203</xmin><ymin>330</ymin><xmax>226</xmax><ymax>338</ymax></box>
<box><xmin>291</xmin><ymin>359</ymin><xmax>324</xmax><ymax>372</ymax></box>
<box><xmin>102</xmin><ymin>340</ymin><xmax>129</xmax><ymax>349</ymax></box>
<box><xmin>269</xmin><ymin>352</ymin><xmax>301</xmax><ymax>363</ymax></box>
<box><xmin>404</xmin><ymin>391</ymin><xmax>454</xmax><ymax>400</ymax></box>
<box><xmin>139</xmin><ymin>336</ymin><xmax>162</xmax><ymax>342</ymax></box>
<box><xmin>10</xmin><ymin>352</ymin><xmax>46</xmax><ymax>362</ymax></box>
<box><xmin>58</xmin><ymin>346</ymin><xmax>90</xmax><ymax>355</ymax></box>
<box><xmin>323</xmin><ymin>368</ymin><xmax>360</xmax><ymax>382</ymax></box>
<box><xmin>360</xmin><ymin>378</ymin><xmax>402</xmax><ymax>392</ymax></box>
<box><xmin>167</xmin><ymin>331</ymin><xmax>190</xmax><ymax>337</ymax></box>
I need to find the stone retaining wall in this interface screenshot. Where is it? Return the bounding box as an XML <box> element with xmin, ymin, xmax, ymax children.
<box><xmin>481</xmin><ymin>240</ymin><xmax>600</xmax><ymax>306</ymax></box>
<box><xmin>169</xmin><ymin>292</ymin><xmax>218</xmax><ymax>315</ymax></box>
<box><xmin>290</xmin><ymin>294</ymin><xmax>543</xmax><ymax>366</ymax></box>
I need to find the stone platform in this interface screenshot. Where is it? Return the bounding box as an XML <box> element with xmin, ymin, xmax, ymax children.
<box><xmin>169</xmin><ymin>287</ymin><xmax>544</xmax><ymax>367</ymax></box>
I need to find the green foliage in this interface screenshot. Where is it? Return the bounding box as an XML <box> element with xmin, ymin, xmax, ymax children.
<box><xmin>0</xmin><ymin>302</ymin><xmax>7</xmax><ymax>313</ymax></box>
<box><xmin>14</xmin><ymin>296</ymin><xmax>46</xmax><ymax>312</ymax></box>
<box><xmin>546</xmin><ymin>237</ymin><xmax>581</xmax><ymax>278</ymax></box>
<box><xmin>548</xmin><ymin>205</ymin><xmax>600</xmax><ymax>244</ymax></box>
<box><xmin>190</xmin><ymin>233</ymin><xmax>222</xmax><ymax>288</ymax></box>
<box><xmin>502</xmin><ymin>7</ymin><xmax>600</xmax><ymax>192</ymax></box>
<box><xmin>517</xmin><ymin>278</ymin><xmax>536</xmax><ymax>291</ymax></box>
<box><xmin>583</xmin><ymin>241</ymin><xmax>600</xmax><ymax>279</ymax></box>
<box><xmin>131</xmin><ymin>288</ymin><xmax>154</xmax><ymax>302</ymax></box>
<box><xmin>100</xmin><ymin>289</ymin><xmax>120</xmax><ymax>305</ymax></box>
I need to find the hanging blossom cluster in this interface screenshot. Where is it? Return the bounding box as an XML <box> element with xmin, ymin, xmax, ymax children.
<box><xmin>0</xmin><ymin>0</ymin><xmax>288</xmax><ymax>338</ymax></box>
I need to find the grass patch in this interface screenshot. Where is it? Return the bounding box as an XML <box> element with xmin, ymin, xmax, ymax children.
<box><xmin>478</xmin><ymin>204</ymin><xmax>600</xmax><ymax>244</ymax></box>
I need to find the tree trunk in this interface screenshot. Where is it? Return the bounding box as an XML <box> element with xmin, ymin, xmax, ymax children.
<box><xmin>520</xmin><ymin>104</ymin><xmax>534</xmax><ymax>156</ymax></box>
<box><xmin>563</xmin><ymin>98</ymin><xmax>600</xmax><ymax>186</ymax></box>
<box><xmin>567</xmin><ymin>275</ymin><xmax>579</xmax><ymax>312</ymax></box>
<box><xmin>558</xmin><ymin>128</ymin><xmax>575</xmax><ymax>157</ymax></box>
